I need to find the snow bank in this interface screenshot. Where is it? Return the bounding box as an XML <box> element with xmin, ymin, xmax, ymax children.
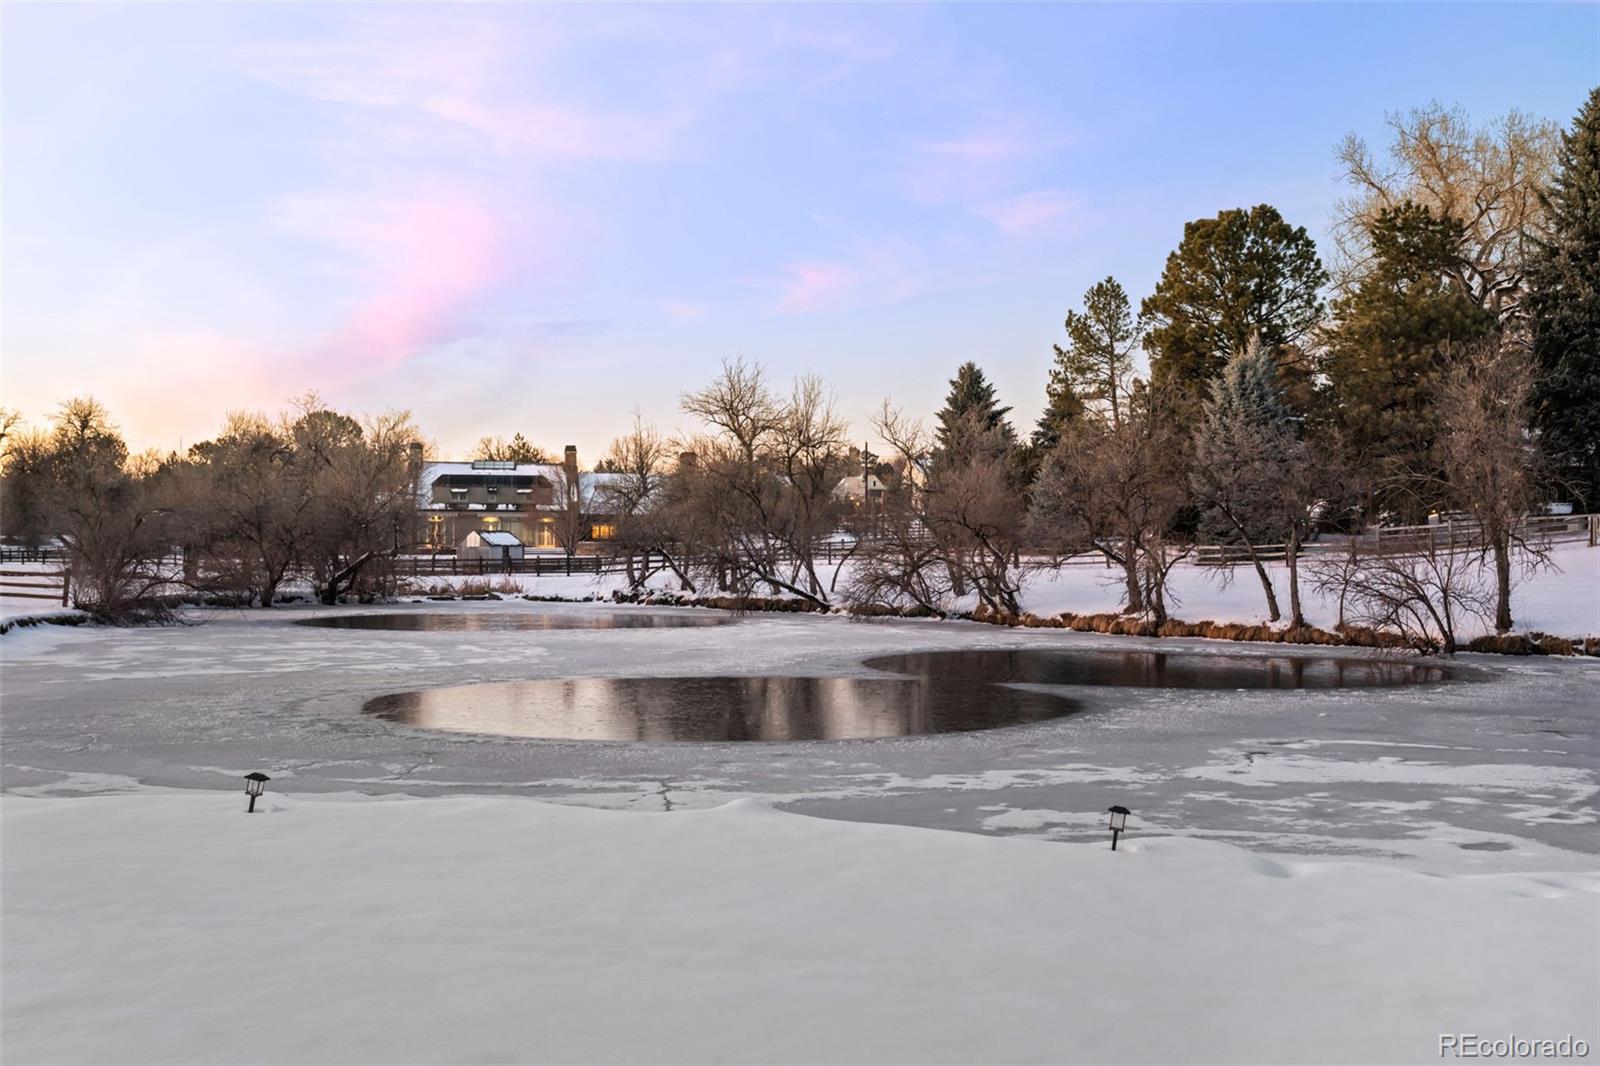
<box><xmin>392</xmin><ymin>543</ymin><xmax>1600</xmax><ymax>640</ymax></box>
<box><xmin>5</xmin><ymin>792</ymin><xmax>1594</xmax><ymax>1065</ymax></box>
<box><xmin>1021</xmin><ymin>540</ymin><xmax>1600</xmax><ymax>638</ymax></box>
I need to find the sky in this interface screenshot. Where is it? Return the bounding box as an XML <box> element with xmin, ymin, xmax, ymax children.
<box><xmin>3</xmin><ymin>3</ymin><xmax>1596</xmax><ymax>461</ymax></box>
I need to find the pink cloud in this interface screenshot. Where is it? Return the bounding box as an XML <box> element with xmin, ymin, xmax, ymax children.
<box><xmin>774</xmin><ymin>262</ymin><xmax>861</xmax><ymax>314</ymax></box>
<box><xmin>771</xmin><ymin>236</ymin><xmax>920</xmax><ymax>315</ymax></box>
<box><xmin>976</xmin><ymin>189</ymin><xmax>1080</xmax><ymax>234</ymax></box>
<box><xmin>279</xmin><ymin>188</ymin><xmax>505</xmax><ymax>374</ymax></box>
<box><xmin>247</xmin><ymin>17</ymin><xmax>686</xmax><ymax>163</ymax></box>
<box><xmin>662</xmin><ymin>299</ymin><xmax>709</xmax><ymax>322</ymax></box>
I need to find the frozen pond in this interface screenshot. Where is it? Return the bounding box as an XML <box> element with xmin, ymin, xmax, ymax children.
<box><xmin>2</xmin><ymin>602</ymin><xmax>1595</xmax><ymax>868</ymax></box>
<box><xmin>364</xmin><ymin>676</ymin><xmax>1078</xmax><ymax>741</ymax></box>
<box><xmin>866</xmin><ymin>648</ymin><xmax>1449</xmax><ymax>688</ymax></box>
<box><xmin>297</xmin><ymin>611</ymin><xmax>732</xmax><ymax>632</ymax></box>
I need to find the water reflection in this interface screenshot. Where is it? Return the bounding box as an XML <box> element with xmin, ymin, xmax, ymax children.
<box><xmin>363</xmin><ymin>676</ymin><xmax>1077</xmax><ymax>741</ymax></box>
<box><xmin>865</xmin><ymin>649</ymin><xmax>1446</xmax><ymax>688</ymax></box>
<box><xmin>299</xmin><ymin>612</ymin><xmax>731</xmax><ymax>632</ymax></box>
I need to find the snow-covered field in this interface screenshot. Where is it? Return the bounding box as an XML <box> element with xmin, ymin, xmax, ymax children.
<box><xmin>3</xmin><ymin>585</ymin><xmax>1597</xmax><ymax>1063</ymax></box>
<box><xmin>398</xmin><ymin>539</ymin><xmax>1600</xmax><ymax>639</ymax></box>
<box><xmin>4</xmin><ymin>792</ymin><xmax>1595</xmax><ymax>1065</ymax></box>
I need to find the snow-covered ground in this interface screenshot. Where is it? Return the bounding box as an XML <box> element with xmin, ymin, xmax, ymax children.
<box><xmin>400</xmin><ymin>540</ymin><xmax>1600</xmax><ymax>639</ymax></box>
<box><xmin>4</xmin><ymin>792</ymin><xmax>1595</xmax><ymax>1066</ymax></box>
<box><xmin>3</xmin><ymin>586</ymin><xmax>1596</xmax><ymax>1062</ymax></box>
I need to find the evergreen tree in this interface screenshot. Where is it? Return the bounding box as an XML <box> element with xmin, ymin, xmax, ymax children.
<box><xmin>1203</xmin><ymin>336</ymin><xmax>1294</xmax><ymax>445</ymax></box>
<box><xmin>1142</xmin><ymin>205</ymin><xmax>1326</xmax><ymax>404</ymax></box>
<box><xmin>934</xmin><ymin>362</ymin><xmax>1014</xmax><ymax>464</ymax></box>
<box><xmin>1043</xmin><ymin>277</ymin><xmax>1141</xmax><ymax>436</ymax></box>
<box><xmin>1031</xmin><ymin>374</ymin><xmax>1084</xmax><ymax>453</ymax></box>
<box><xmin>1191</xmin><ymin>338</ymin><xmax>1299</xmax><ymax>621</ymax></box>
<box><xmin>1527</xmin><ymin>87</ymin><xmax>1600</xmax><ymax>510</ymax></box>
<box><xmin>1319</xmin><ymin>202</ymin><xmax>1495</xmax><ymax>519</ymax></box>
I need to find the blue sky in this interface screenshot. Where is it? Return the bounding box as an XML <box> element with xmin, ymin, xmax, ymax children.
<box><xmin>4</xmin><ymin>3</ymin><xmax>1595</xmax><ymax>458</ymax></box>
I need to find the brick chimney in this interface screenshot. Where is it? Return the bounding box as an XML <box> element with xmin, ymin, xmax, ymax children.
<box><xmin>563</xmin><ymin>445</ymin><xmax>579</xmax><ymax>507</ymax></box>
<box><xmin>677</xmin><ymin>450</ymin><xmax>698</xmax><ymax>471</ymax></box>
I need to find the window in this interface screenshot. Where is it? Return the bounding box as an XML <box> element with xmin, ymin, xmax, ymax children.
<box><xmin>590</xmin><ymin>524</ymin><xmax>616</xmax><ymax>541</ymax></box>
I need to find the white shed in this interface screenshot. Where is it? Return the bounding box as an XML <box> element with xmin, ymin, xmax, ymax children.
<box><xmin>458</xmin><ymin>530</ymin><xmax>525</xmax><ymax>563</ymax></box>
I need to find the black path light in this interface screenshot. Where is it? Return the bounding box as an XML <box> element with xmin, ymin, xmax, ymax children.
<box><xmin>1107</xmin><ymin>805</ymin><xmax>1131</xmax><ymax>850</ymax></box>
<box><xmin>244</xmin><ymin>772</ymin><xmax>270</xmax><ymax>813</ymax></box>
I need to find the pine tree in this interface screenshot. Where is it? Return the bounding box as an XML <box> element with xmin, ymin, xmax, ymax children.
<box><xmin>1319</xmin><ymin>202</ymin><xmax>1494</xmax><ymax>519</ymax></box>
<box><xmin>1196</xmin><ymin>337</ymin><xmax>1318</xmax><ymax>624</ymax></box>
<box><xmin>1031</xmin><ymin>374</ymin><xmax>1084</xmax><ymax>453</ymax></box>
<box><xmin>1041</xmin><ymin>277</ymin><xmax>1141</xmax><ymax>440</ymax></box>
<box><xmin>934</xmin><ymin>362</ymin><xmax>1014</xmax><ymax>464</ymax></box>
<box><xmin>1527</xmin><ymin>87</ymin><xmax>1600</xmax><ymax>510</ymax></box>
<box><xmin>1142</xmin><ymin>205</ymin><xmax>1326</xmax><ymax>404</ymax></box>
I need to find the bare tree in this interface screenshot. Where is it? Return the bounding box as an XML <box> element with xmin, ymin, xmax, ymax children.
<box><xmin>596</xmin><ymin>410</ymin><xmax>682</xmax><ymax>589</ymax></box>
<box><xmin>546</xmin><ymin>463</ymin><xmax>595</xmax><ymax>561</ymax></box>
<box><xmin>1435</xmin><ymin>337</ymin><xmax>1549</xmax><ymax>632</ymax></box>
<box><xmin>0</xmin><ymin>412</ymin><xmax>54</xmax><ymax>547</ymax></box>
<box><xmin>675</xmin><ymin>360</ymin><xmax>851</xmax><ymax>607</ymax></box>
<box><xmin>922</xmin><ymin>412</ymin><xmax>1026</xmax><ymax>617</ymax></box>
<box><xmin>469</xmin><ymin>433</ymin><xmax>551</xmax><ymax>464</ymax></box>
<box><xmin>37</xmin><ymin>399</ymin><xmax>173</xmax><ymax>616</ymax></box>
<box><xmin>1030</xmin><ymin>399</ymin><xmax>1189</xmax><ymax>622</ymax></box>
<box><xmin>1336</xmin><ymin>543</ymin><xmax>1492</xmax><ymax>654</ymax></box>
<box><xmin>189</xmin><ymin>412</ymin><xmax>312</xmax><ymax>607</ymax></box>
<box><xmin>1334</xmin><ymin>103</ymin><xmax>1560</xmax><ymax>321</ymax></box>
<box><xmin>843</xmin><ymin>403</ymin><xmax>949</xmax><ymax>615</ymax></box>
<box><xmin>299</xmin><ymin>409</ymin><xmax>424</xmax><ymax>603</ymax></box>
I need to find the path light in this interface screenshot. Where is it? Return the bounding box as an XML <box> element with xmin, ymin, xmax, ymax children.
<box><xmin>1107</xmin><ymin>805</ymin><xmax>1130</xmax><ymax>850</ymax></box>
<box><xmin>244</xmin><ymin>772</ymin><xmax>270</xmax><ymax>813</ymax></box>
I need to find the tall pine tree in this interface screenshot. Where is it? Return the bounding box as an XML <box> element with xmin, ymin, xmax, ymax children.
<box><xmin>934</xmin><ymin>362</ymin><xmax>1014</xmax><ymax>464</ymax></box>
<box><xmin>1527</xmin><ymin>87</ymin><xmax>1600</xmax><ymax>510</ymax></box>
<box><xmin>1142</xmin><ymin>205</ymin><xmax>1326</xmax><ymax>405</ymax></box>
<box><xmin>1044</xmin><ymin>277</ymin><xmax>1141</xmax><ymax>436</ymax></box>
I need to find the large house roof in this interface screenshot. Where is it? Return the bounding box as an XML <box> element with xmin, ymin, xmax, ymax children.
<box><xmin>417</xmin><ymin>460</ymin><xmax>628</xmax><ymax>511</ymax></box>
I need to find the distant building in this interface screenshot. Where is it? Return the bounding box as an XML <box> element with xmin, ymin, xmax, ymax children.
<box><xmin>834</xmin><ymin>473</ymin><xmax>887</xmax><ymax>504</ymax></box>
<box><xmin>458</xmin><ymin>529</ymin><xmax>525</xmax><ymax>564</ymax></box>
<box><xmin>413</xmin><ymin>445</ymin><xmax>625</xmax><ymax>551</ymax></box>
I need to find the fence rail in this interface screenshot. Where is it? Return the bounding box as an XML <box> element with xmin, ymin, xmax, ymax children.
<box><xmin>0</xmin><ymin>568</ymin><xmax>71</xmax><ymax>605</ymax></box>
<box><xmin>1192</xmin><ymin>513</ymin><xmax>1597</xmax><ymax>567</ymax></box>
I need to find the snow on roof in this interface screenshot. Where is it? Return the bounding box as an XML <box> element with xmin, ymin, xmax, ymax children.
<box><xmin>417</xmin><ymin>460</ymin><xmax>631</xmax><ymax>510</ymax></box>
<box><xmin>474</xmin><ymin>531</ymin><xmax>522</xmax><ymax>546</ymax></box>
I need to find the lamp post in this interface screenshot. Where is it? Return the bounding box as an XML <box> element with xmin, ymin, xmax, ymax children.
<box><xmin>1107</xmin><ymin>805</ymin><xmax>1130</xmax><ymax>850</ymax></box>
<box><xmin>244</xmin><ymin>772</ymin><xmax>270</xmax><ymax>813</ymax></box>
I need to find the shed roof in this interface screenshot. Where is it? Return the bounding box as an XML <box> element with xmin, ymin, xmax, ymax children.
<box><xmin>475</xmin><ymin>531</ymin><xmax>523</xmax><ymax>546</ymax></box>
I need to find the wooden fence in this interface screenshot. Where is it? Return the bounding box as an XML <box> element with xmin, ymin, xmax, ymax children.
<box><xmin>1193</xmin><ymin>513</ymin><xmax>1597</xmax><ymax>567</ymax></box>
<box><xmin>0</xmin><ymin>568</ymin><xmax>71</xmax><ymax>606</ymax></box>
<box><xmin>0</xmin><ymin>546</ymin><xmax>64</xmax><ymax>564</ymax></box>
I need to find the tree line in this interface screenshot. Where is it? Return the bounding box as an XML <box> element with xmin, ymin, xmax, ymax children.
<box><xmin>3</xmin><ymin>92</ymin><xmax>1596</xmax><ymax>649</ymax></box>
<box><xmin>597</xmin><ymin>93</ymin><xmax>1599</xmax><ymax>650</ymax></box>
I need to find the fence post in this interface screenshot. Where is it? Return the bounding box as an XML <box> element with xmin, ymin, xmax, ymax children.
<box><xmin>1590</xmin><ymin>514</ymin><xmax>1597</xmax><ymax>549</ymax></box>
<box><xmin>61</xmin><ymin>569</ymin><xmax>71</xmax><ymax>607</ymax></box>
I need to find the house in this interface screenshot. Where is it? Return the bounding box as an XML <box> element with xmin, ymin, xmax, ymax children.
<box><xmin>413</xmin><ymin>445</ymin><xmax>627</xmax><ymax>552</ymax></box>
<box><xmin>834</xmin><ymin>473</ymin><xmax>887</xmax><ymax>504</ymax></box>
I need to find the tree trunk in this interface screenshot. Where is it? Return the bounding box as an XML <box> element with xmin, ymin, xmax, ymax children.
<box><xmin>1492</xmin><ymin>536</ymin><xmax>1513</xmax><ymax>633</ymax></box>
<box><xmin>1286</xmin><ymin>528</ymin><xmax>1304</xmax><ymax>628</ymax></box>
<box><xmin>1122</xmin><ymin>559</ymin><xmax>1143</xmax><ymax>614</ymax></box>
<box><xmin>1246</xmin><ymin>548</ymin><xmax>1281</xmax><ymax>623</ymax></box>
